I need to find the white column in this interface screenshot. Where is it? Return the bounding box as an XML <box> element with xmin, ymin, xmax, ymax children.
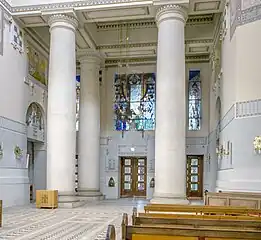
<box><xmin>46</xmin><ymin>14</ymin><xmax>78</xmax><ymax>202</ymax></box>
<box><xmin>78</xmin><ymin>51</ymin><xmax>102</xmax><ymax>197</ymax></box>
<box><xmin>152</xmin><ymin>5</ymin><xmax>188</xmax><ymax>204</ymax></box>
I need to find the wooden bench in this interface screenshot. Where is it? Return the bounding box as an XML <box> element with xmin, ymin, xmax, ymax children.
<box><xmin>132</xmin><ymin>207</ymin><xmax>261</xmax><ymax>229</ymax></box>
<box><xmin>119</xmin><ymin>212</ymin><xmax>261</xmax><ymax>239</ymax></box>
<box><xmin>144</xmin><ymin>203</ymin><xmax>261</xmax><ymax>216</ymax></box>
<box><xmin>205</xmin><ymin>191</ymin><xmax>261</xmax><ymax>209</ymax></box>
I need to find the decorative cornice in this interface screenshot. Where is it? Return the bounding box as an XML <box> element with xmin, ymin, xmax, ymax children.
<box><xmin>0</xmin><ymin>0</ymin><xmax>12</xmax><ymax>13</ymax></box>
<box><xmin>97</xmin><ymin>39</ymin><xmax>213</xmax><ymax>50</ymax></box>
<box><xmin>156</xmin><ymin>4</ymin><xmax>188</xmax><ymax>25</ymax></box>
<box><xmin>104</xmin><ymin>54</ymin><xmax>210</xmax><ymax>67</ymax></box>
<box><xmin>96</xmin><ymin>14</ymin><xmax>214</xmax><ymax>30</ymax></box>
<box><xmin>10</xmin><ymin>0</ymin><xmax>149</xmax><ymax>13</ymax></box>
<box><xmin>97</xmin><ymin>42</ymin><xmax>157</xmax><ymax>50</ymax></box>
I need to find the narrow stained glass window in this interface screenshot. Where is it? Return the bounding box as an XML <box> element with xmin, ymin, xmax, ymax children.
<box><xmin>188</xmin><ymin>70</ymin><xmax>201</xmax><ymax>131</ymax></box>
<box><xmin>114</xmin><ymin>73</ymin><xmax>156</xmax><ymax>131</ymax></box>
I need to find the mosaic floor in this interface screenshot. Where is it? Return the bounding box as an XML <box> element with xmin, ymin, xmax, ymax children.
<box><xmin>0</xmin><ymin>199</ymin><xmax>147</xmax><ymax>240</ymax></box>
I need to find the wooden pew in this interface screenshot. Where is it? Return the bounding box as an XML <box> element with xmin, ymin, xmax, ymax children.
<box><xmin>144</xmin><ymin>203</ymin><xmax>261</xmax><ymax>216</ymax></box>
<box><xmin>105</xmin><ymin>224</ymin><xmax>116</xmax><ymax>240</ymax></box>
<box><xmin>121</xmin><ymin>212</ymin><xmax>261</xmax><ymax>239</ymax></box>
<box><xmin>132</xmin><ymin>207</ymin><xmax>261</xmax><ymax>229</ymax></box>
<box><xmin>205</xmin><ymin>191</ymin><xmax>261</xmax><ymax>208</ymax></box>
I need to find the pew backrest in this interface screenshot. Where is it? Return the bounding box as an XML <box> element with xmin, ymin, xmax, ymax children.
<box><xmin>144</xmin><ymin>203</ymin><xmax>261</xmax><ymax>216</ymax></box>
<box><xmin>205</xmin><ymin>191</ymin><xmax>261</xmax><ymax>209</ymax></box>
<box><xmin>105</xmin><ymin>225</ymin><xmax>116</xmax><ymax>240</ymax></box>
<box><xmin>123</xmin><ymin>222</ymin><xmax>261</xmax><ymax>239</ymax></box>
<box><xmin>134</xmin><ymin>214</ymin><xmax>261</xmax><ymax>229</ymax></box>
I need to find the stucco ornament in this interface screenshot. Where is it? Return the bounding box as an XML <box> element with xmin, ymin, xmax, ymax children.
<box><xmin>253</xmin><ymin>136</ymin><xmax>261</xmax><ymax>152</ymax></box>
<box><xmin>14</xmin><ymin>145</ymin><xmax>23</xmax><ymax>159</ymax></box>
<box><xmin>0</xmin><ymin>143</ymin><xmax>3</xmax><ymax>159</ymax></box>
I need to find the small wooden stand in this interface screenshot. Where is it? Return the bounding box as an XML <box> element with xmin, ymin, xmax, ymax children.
<box><xmin>0</xmin><ymin>200</ymin><xmax>2</xmax><ymax>227</ymax></box>
<box><xmin>36</xmin><ymin>190</ymin><xmax>58</xmax><ymax>209</ymax></box>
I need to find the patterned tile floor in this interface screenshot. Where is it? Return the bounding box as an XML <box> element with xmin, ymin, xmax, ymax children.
<box><xmin>0</xmin><ymin>199</ymin><xmax>148</xmax><ymax>240</ymax></box>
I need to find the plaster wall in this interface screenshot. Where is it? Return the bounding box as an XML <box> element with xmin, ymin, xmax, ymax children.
<box><xmin>235</xmin><ymin>20</ymin><xmax>261</xmax><ymax>102</ymax></box>
<box><xmin>0</xmin><ymin>17</ymin><xmax>47</xmax><ymax>207</ymax></box>
<box><xmin>216</xmin><ymin>115</ymin><xmax>261</xmax><ymax>192</ymax></box>
<box><xmin>89</xmin><ymin>62</ymin><xmax>212</xmax><ymax>199</ymax></box>
<box><xmin>213</xmin><ymin>18</ymin><xmax>261</xmax><ymax>193</ymax></box>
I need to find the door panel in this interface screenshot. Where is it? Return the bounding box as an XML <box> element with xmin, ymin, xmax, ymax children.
<box><xmin>121</xmin><ymin>158</ymin><xmax>133</xmax><ymax>197</ymax></box>
<box><xmin>186</xmin><ymin>155</ymin><xmax>203</xmax><ymax>199</ymax></box>
<box><xmin>120</xmin><ymin>157</ymin><xmax>147</xmax><ymax>197</ymax></box>
<box><xmin>134</xmin><ymin>158</ymin><xmax>146</xmax><ymax>196</ymax></box>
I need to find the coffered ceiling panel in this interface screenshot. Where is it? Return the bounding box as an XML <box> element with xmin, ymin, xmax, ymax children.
<box><xmin>19</xmin><ymin>16</ymin><xmax>45</xmax><ymax>26</ymax></box>
<box><xmin>189</xmin><ymin>0</ymin><xmax>224</xmax><ymax>14</ymax></box>
<box><xmin>81</xmin><ymin>6</ymin><xmax>151</xmax><ymax>22</ymax></box>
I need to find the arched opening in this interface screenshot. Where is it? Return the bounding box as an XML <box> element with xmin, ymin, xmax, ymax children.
<box><xmin>215</xmin><ymin>97</ymin><xmax>221</xmax><ymax>152</ymax></box>
<box><xmin>25</xmin><ymin>102</ymin><xmax>46</xmax><ymax>202</ymax></box>
<box><xmin>215</xmin><ymin>97</ymin><xmax>221</xmax><ymax>135</ymax></box>
<box><xmin>26</xmin><ymin>102</ymin><xmax>44</xmax><ymax>134</ymax></box>
<box><xmin>214</xmin><ymin>97</ymin><xmax>221</xmax><ymax>189</ymax></box>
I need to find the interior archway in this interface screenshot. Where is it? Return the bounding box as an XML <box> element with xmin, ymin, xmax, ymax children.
<box><xmin>25</xmin><ymin>102</ymin><xmax>46</xmax><ymax>202</ymax></box>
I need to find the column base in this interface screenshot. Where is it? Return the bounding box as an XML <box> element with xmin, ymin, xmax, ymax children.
<box><xmin>151</xmin><ymin>192</ymin><xmax>189</xmax><ymax>205</ymax></box>
<box><xmin>77</xmin><ymin>189</ymin><xmax>104</xmax><ymax>201</ymax></box>
<box><xmin>58</xmin><ymin>192</ymin><xmax>85</xmax><ymax>208</ymax></box>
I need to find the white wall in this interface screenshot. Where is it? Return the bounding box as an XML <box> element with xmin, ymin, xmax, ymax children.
<box><xmin>212</xmin><ymin>8</ymin><xmax>261</xmax><ymax>192</ymax></box>
<box><xmin>96</xmin><ymin>62</ymin><xmax>211</xmax><ymax>199</ymax></box>
<box><xmin>0</xmin><ymin>14</ymin><xmax>47</xmax><ymax>207</ymax></box>
<box><xmin>235</xmin><ymin>20</ymin><xmax>261</xmax><ymax>102</ymax></box>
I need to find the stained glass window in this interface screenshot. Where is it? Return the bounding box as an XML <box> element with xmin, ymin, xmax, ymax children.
<box><xmin>114</xmin><ymin>73</ymin><xmax>156</xmax><ymax>131</ymax></box>
<box><xmin>188</xmin><ymin>70</ymin><xmax>201</xmax><ymax>131</ymax></box>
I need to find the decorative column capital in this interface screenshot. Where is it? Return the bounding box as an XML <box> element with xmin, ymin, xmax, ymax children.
<box><xmin>78</xmin><ymin>49</ymin><xmax>103</xmax><ymax>66</ymax></box>
<box><xmin>156</xmin><ymin>4</ymin><xmax>188</xmax><ymax>25</ymax></box>
<box><xmin>48</xmin><ymin>14</ymin><xmax>78</xmax><ymax>32</ymax></box>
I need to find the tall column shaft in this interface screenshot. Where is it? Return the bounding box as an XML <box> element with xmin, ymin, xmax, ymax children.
<box><xmin>46</xmin><ymin>14</ymin><xmax>78</xmax><ymax>200</ymax></box>
<box><xmin>153</xmin><ymin>5</ymin><xmax>188</xmax><ymax>203</ymax></box>
<box><xmin>78</xmin><ymin>51</ymin><xmax>101</xmax><ymax>195</ymax></box>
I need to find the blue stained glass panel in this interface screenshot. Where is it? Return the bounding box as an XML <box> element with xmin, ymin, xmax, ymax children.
<box><xmin>188</xmin><ymin>70</ymin><xmax>201</xmax><ymax>131</ymax></box>
<box><xmin>114</xmin><ymin>73</ymin><xmax>156</xmax><ymax>131</ymax></box>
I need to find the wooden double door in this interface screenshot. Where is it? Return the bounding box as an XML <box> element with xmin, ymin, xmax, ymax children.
<box><xmin>186</xmin><ymin>155</ymin><xmax>204</xmax><ymax>199</ymax></box>
<box><xmin>120</xmin><ymin>157</ymin><xmax>147</xmax><ymax>197</ymax></box>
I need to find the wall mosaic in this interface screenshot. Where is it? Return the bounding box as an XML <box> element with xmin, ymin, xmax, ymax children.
<box><xmin>27</xmin><ymin>43</ymin><xmax>48</xmax><ymax>86</ymax></box>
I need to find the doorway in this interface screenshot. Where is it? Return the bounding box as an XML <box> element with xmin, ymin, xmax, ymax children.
<box><xmin>27</xmin><ymin>141</ymin><xmax>35</xmax><ymax>202</ymax></box>
<box><xmin>186</xmin><ymin>155</ymin><xmax>204</xmax><ymax>199</ymax></box>
<box><xmin>120</xmin><ymin>157</ymin><xmax>147</xmax><ymax>197</ymax></box>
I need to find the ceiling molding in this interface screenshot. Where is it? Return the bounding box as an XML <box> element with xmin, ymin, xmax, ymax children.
<box><xmin>96</xmin><ymin>14</ymin><xmax>214</xmax><ymax>30</ymax></box>
<box><xmin>97</xmin><ymin>42</ymin><xmax>157</xmax><ymax>50</ymax></box>
<box><xmin>10</xmin><ymin>0</ymin><xmax>153</xmax><ymax>14</ymax></box>
<box><xmin>0</xmin><ymin>0</ymin><xmax>12</xmax><ymax>14</ymax></box>
<box><xmin>104</xmin><ymin>54</ymin><xmax>210</xmax><ymax>67</ymax></box>
<box><xmin>97</xmin><ymin>39</ymin><xmax>213</xmax><ymax>50</ymax></box>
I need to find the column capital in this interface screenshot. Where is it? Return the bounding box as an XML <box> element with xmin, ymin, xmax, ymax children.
<box><xmin>156</xmin><ymin>4</ymin><xmax>188</xmax><ymax>25</ymax></box>
<box><xmin>48</xmin><ymin>14</ymin><xmax>78</xmax><ymax>32</ymax></box>
<box><xmin>78</xmin><ymin>49</ymin><xmax>103</xmax><ymax>66</ymax></box>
